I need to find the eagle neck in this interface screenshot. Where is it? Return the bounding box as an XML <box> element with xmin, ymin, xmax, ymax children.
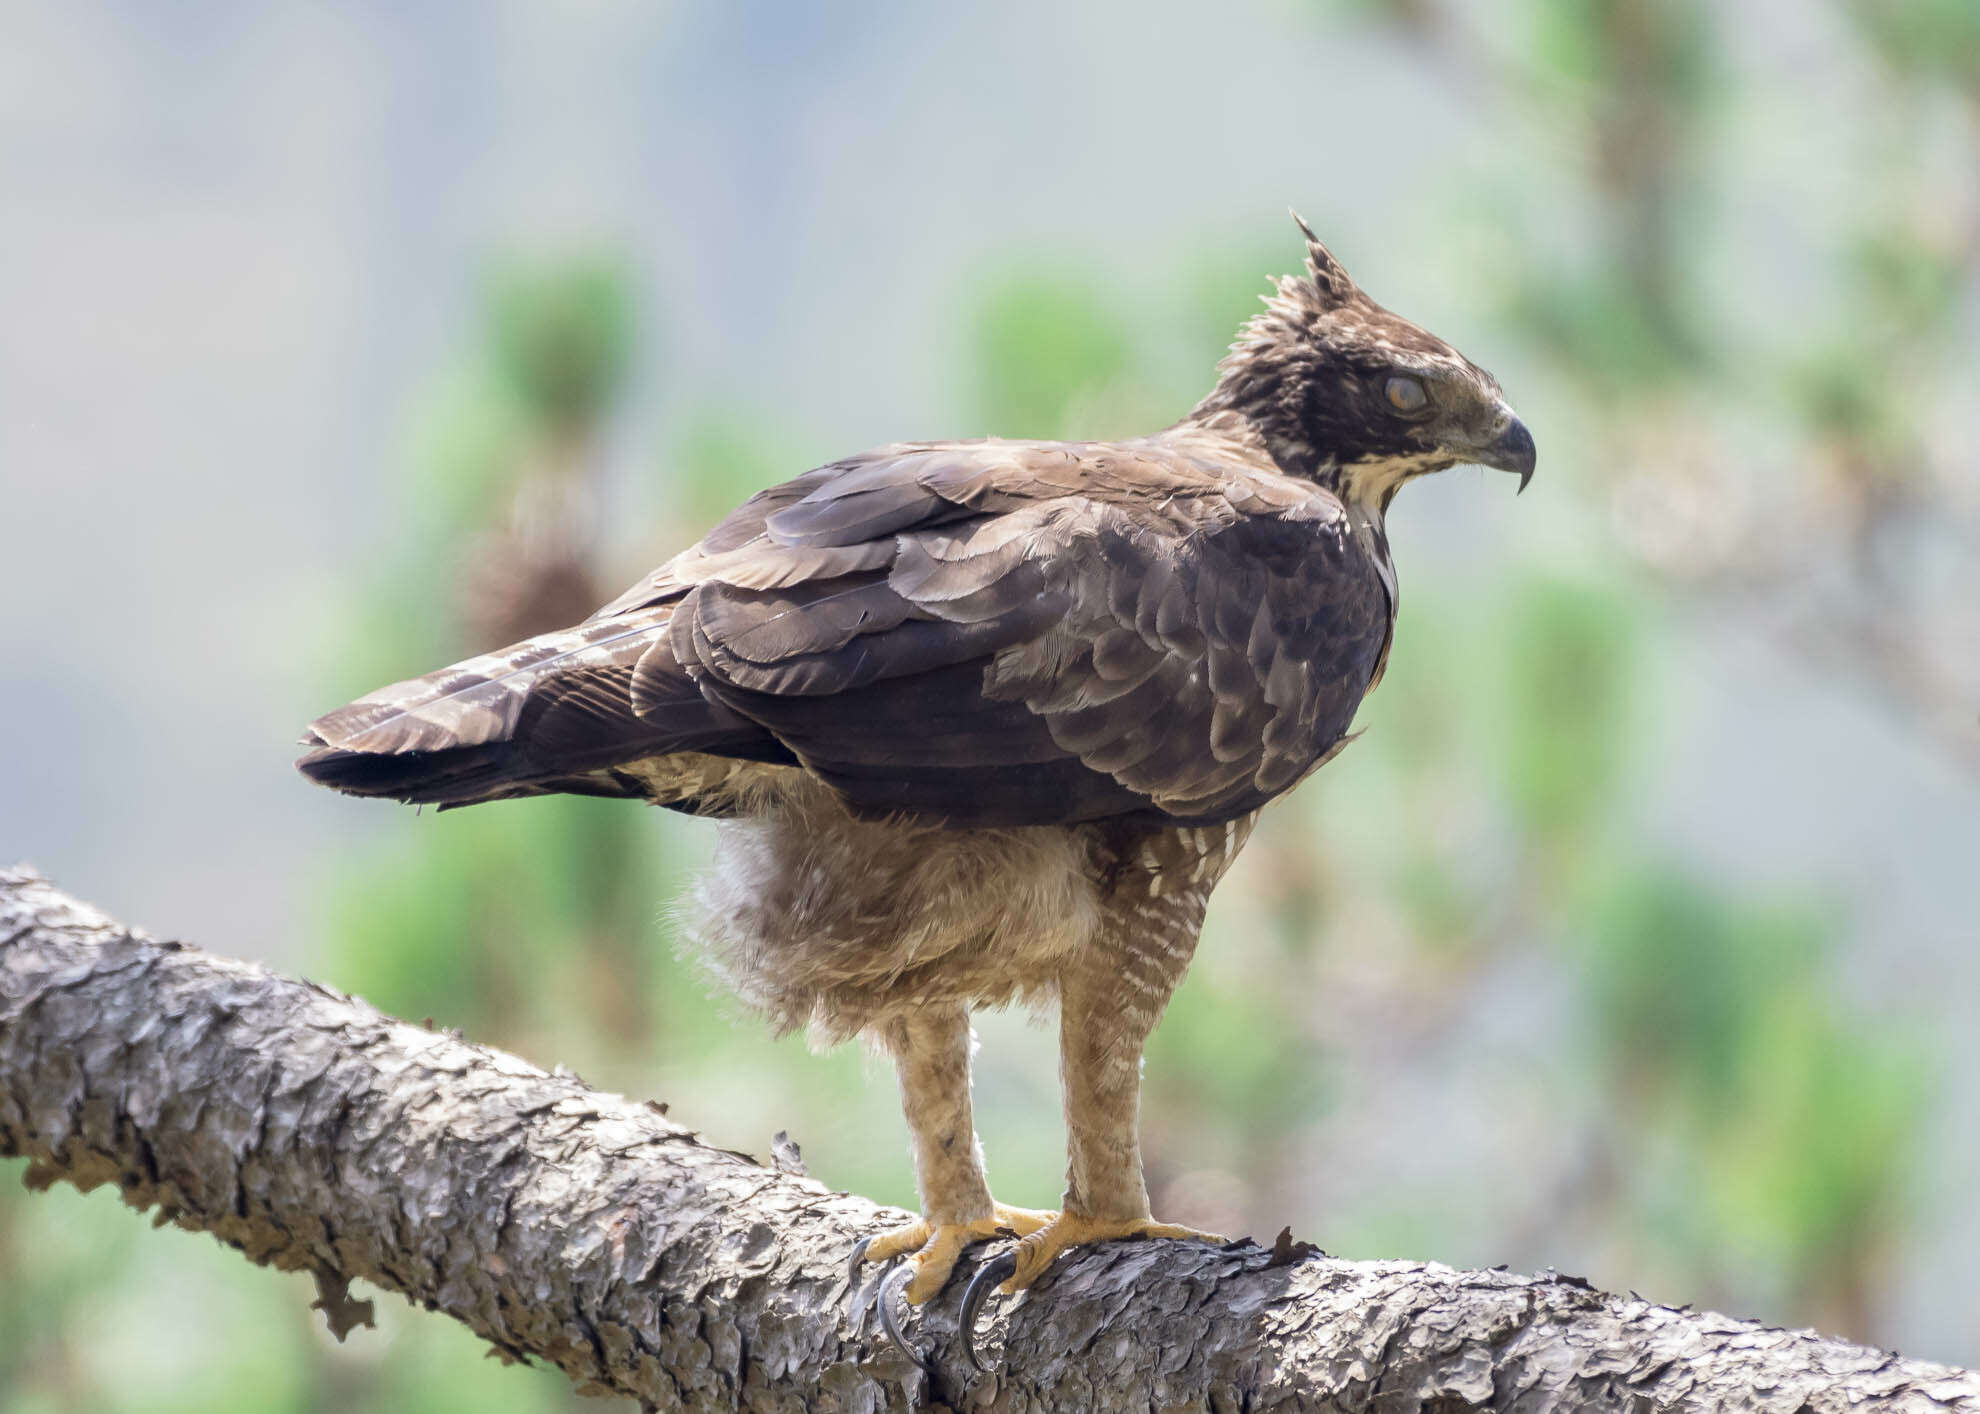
<box><xmin>1342</xmin><ymin>497</ymin><xmax>1397</xmax><ymax>612</ymax></box>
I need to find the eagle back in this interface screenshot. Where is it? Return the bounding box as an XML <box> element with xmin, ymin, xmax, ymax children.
<box><xmin>634</xmin><ymin>437</ymin><xmax>1395</xmax><ymax>827</ymax></box>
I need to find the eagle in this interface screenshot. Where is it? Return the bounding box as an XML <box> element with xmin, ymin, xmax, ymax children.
<box><xmin>298</xmin><ymin>217</ymin><xmax>1534</xmax><ymax>1362</ymax></box>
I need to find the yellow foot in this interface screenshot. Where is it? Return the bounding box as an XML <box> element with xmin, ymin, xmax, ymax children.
<box><xmin>856</xmin><ymin>1204</ymin><xmax>1057</xmax><ymax>1303</ymax></box>
<box><xmin>1002</xmin><ymin>1212</ymin><xmax>1224</xmax><ymax>1293</ymax></box>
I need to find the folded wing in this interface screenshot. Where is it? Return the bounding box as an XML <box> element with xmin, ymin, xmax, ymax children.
<box><xmin>299</xmin><ymin>437</ymin><xmax>1392</xmax><ymax>827</ymax></box>
<box><xmin>644</xmin><ymin>438</ymin><xmax>1392</xmax><ymax>826</ymax></box>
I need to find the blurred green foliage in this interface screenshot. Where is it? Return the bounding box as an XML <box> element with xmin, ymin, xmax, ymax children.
<box><xmin>1584</xmin><ymin>872</ymin><xmax>1926</xmax><ymax>1328</ymax></box>
<box><xmin>1849</xmin><ymin>0</ymin><xmax>1980</xmax><ymax>88</ymax></box>
<box><xmin>490</xmin><ymin>257</ymin><xmax>635</xmax><ymax>436</ymax></box>
<box><xmin>971</xmin><ymin>272</ymin><xmax>1132</xmax><ymax>436</ymax></box>
<box><xmin>1499</xmin><ymin>578</ymin><xmax>1635</xmax><ymax>863</ymax></box>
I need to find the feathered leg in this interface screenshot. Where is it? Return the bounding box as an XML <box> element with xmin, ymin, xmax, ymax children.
<box><xmin>853</xmin><ymin>1004</ymin><xmax>1051</xmax><ymax>1304</ymax></box>
<box><xmin>999</xmin><ymin>821</ymin><xmax>1257</xmax><ymax>1294</ymax></box>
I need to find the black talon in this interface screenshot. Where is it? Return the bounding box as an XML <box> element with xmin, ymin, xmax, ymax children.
<box><xmin>844</xmin><ymin>1237</ymin><xmax>880</xmax><ymax>1326</ymax></box>
<box><xmin>876</xmin><ymin>1262</ymin><xmax>932</xmax><ymax>1376</ymax></box>
<box><xmin>961</xmin><ymin>1250</ymin><xmax>1018</xmax><ymax>1373</ymax></box>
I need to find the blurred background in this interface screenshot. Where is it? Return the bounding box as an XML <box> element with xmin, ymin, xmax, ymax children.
<box><xmin>3</xmin><ymin>0</ymin><xmax>1978</xmax><ymax>1408</ymax></box>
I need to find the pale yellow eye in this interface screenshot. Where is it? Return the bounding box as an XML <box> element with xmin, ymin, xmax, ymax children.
<box><xmin>1385</xmin><ymin>375</ymin><xmax>1429</xmax><ymax>415</ymax></box>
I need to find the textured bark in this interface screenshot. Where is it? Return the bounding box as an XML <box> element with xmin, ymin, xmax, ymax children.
<box><xmin>2</xmin><ymin>865</ymin><xmax>1975</xmax><ymax>1413</ymax></box>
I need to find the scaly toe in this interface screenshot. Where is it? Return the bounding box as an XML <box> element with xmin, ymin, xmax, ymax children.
<box><xmin>1003</xmin><ymin>1213</ymin><xmax>1225</xmax><ymax>1294</ymax></box>
<box><xmin>855</xmin><ymin>1211</ymin><xmax>1055</xmax><ymax>1305</ymax></box>
<box><xmin>903</xmin><ymin>1226</ymin><xmax>974</xmax><ymax>1304</ymax></box>
<box><xmin>856</xmin><ymin>1218</ymin><xmax>933</xmax><ymax>1268</ymax></box>
<box><xmin>989</xmin><ymin>1202</ymin><xmax>1057</xmax><ymax>1237</ymax></box>
<box><xmin>900</xmin><ymin>1210</ymin><xmax>1053</xmax><ymax>1303</ymax></box>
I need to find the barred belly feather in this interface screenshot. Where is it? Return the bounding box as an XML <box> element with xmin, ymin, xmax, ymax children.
<box><xmin>681</xmin><ymin>775</ymin><xmax>1101</xmax><ymax>1040</ymax></box>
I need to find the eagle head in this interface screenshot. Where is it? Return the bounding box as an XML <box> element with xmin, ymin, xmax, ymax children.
<box><xmin>1192</xmin><ymin>214</ymin><xmax>1535</xmax><ymax>510</ymax></box>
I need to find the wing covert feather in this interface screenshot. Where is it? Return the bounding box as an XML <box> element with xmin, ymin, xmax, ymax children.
<box><xmin>597</xmin><ymin>435</ymin><xmax>1393</xmax><ymax>826</ymax></box>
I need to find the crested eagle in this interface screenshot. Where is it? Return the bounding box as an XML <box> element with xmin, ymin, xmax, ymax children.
<box><xmin>299</xmin><ymin>217</ymin><xmax>1534</xmax><ymax>1363</ymax></box>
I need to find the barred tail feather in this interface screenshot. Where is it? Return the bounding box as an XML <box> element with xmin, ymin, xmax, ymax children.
<box><xmin>295</xmin><ymin>739</ymin><xmax>525</xmax><ymax>805</ymax></box>
<box><xmin>295</xmin><ymin>606</ymin><xmax>779</xmax><ymax>810</ymax></box>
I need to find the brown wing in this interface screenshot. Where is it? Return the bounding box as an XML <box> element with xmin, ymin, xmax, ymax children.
<box><xmin>633</xmin><ymin>436</ymin><xmax>1393</xmax><ymax>826</ymax></box>
<box><xmin>299</xmin><ymin>435</ymin><xmax>1391</xmax><ymax>824</ymax></box>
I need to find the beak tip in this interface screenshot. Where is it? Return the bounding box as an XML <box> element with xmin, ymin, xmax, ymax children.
<box><xmin>1484</xmin><ymin>414</ymin><xmax>1536</xmax><ymax>493</ymax></box>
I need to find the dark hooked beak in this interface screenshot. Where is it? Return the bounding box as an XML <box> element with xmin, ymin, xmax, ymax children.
<box><xmin>1475</xmin><ymin>413</ymin><xmax>1536</xmax><ymax>493</ymax></box>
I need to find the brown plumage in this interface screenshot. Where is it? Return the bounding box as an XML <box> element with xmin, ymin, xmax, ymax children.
<box><xmin>298</xmin><ymin>219</ymin><xmax>1535</xmax><ymax>1323</ymax></box>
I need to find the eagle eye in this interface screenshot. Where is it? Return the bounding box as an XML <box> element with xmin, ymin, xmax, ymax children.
<box><xmin>1384</xmin><ymin>375</ymin><xmax>1429</xmax><ymax>416</ymax></box>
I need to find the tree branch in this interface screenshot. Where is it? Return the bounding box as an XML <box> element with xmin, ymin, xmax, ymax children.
<box><xmin>2</xmin><ymin>865</ymin><xmax>1974</xmax><ymax>1413</ymax></box>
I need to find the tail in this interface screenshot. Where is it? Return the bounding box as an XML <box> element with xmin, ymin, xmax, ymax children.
<box><xmin>297</xmin><ymin>736</ymin><xmax>530</xmax><ymax>806</ymax></box>
<box><xmin>296</xmin><ymin>608</ymin><xmax>773</xmax><ymax>809</ymax></box>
